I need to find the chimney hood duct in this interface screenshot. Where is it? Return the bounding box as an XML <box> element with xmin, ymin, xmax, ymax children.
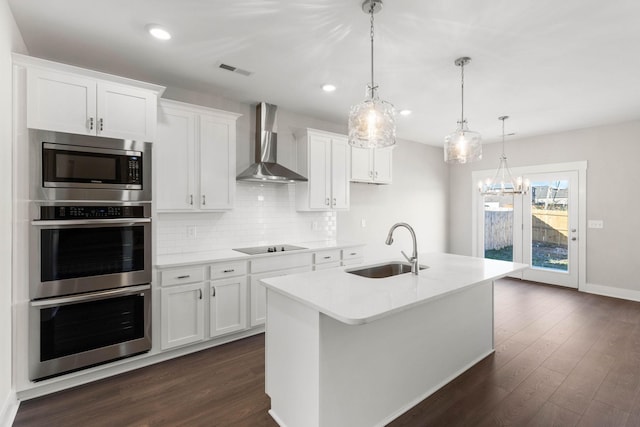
<box><xmin>236</xmin><ymin>103</ymin><xmax>308</xmax><ymax>183</ymax></box>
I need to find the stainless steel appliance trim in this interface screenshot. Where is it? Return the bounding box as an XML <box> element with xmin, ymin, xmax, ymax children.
<box><xmin>43</xmin><ymin>182</ymin><xmax>142</xmax><ymax>190</ymax></box>
<box><xmin>31</xmin><ymin>284</ymin><xmax>150</xmax><ymax>308</ymax></box>
<box><xmin>29</xmin><ymin>285</ymin><xmax>152</xmax><ymax>381</ymax></box>
<box><xmin>42</xmin><ymin>142</ymin><xmax>142</xmax><ymax>157</ymax></box>
<box><xmin>31</xmin><ymin>218</ymin><xmax>151</xmax><ymax>227</ymax></box>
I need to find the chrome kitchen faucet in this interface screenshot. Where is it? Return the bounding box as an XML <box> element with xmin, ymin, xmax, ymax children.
<box><xmin>385</xmin><ymin>222</ymin><xmax>419</xmax><ymax>275</ymax></box>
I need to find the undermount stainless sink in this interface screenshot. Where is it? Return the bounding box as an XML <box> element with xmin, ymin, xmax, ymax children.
<box><xmin>346</xmin><ymin>262</ymin><xmax>429</xmax><ymax>279</ymax></box>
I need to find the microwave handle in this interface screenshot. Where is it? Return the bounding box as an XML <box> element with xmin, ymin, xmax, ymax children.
<box><xmin>31</xmin><ymin>284</ymin><xmax>151</xmax><ymax>308</ymax></box>
<box><xmin>31</xmin><ymin>218</ymin><xmax>151</xmax><ymax>226</ymax></box>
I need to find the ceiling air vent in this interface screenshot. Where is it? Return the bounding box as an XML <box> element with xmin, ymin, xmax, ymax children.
<box><xmin>218</xmin><ymin>63</ymin><xmax>253</xmax><ymax>77</ymax></box>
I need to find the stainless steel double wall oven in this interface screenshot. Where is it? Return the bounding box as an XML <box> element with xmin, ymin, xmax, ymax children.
<box><xmin>29</xmin><ymin>130</ymin><xmax>152</xmax><ymax>381</ymax></box>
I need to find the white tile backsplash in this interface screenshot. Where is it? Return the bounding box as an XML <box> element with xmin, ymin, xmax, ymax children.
<box><xmin>156</xmin><ymin>182</ymin><xmax>336</xmax><ymax>255</ymax></box>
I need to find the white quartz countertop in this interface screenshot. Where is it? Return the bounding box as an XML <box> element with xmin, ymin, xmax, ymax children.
<box><xmin>155</xmin><ymin>240</ymin><xmax>363</xmax><ymax>268</ymax></box>
<box><xmin>261</xmin><ymin>253</ymin><xmax>528</xmax><ymax>325</ymax></box>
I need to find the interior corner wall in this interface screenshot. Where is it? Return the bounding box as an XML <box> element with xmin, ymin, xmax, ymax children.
<box><xmin>448</xmin><ymin>120</ymin><xmax>640</xmax><ymax>295</ymax></box>
<box><xmin>1</xmin><ymin>0</ymin><xmax>26</xmax><ymax>424</ymax></box>
<box><xmin>338</xmin><ymin>140</ymin><xmax>448</xmax><ymax>258</ymax></box>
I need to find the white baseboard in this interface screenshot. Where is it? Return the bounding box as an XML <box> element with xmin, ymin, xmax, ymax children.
<box><xmin>582</xmin><ymin>282</ymin><xmax>640</xmax><ymax>302</ymax></box>
<box><xmin>0</xmin><ymin>390</ymin><xmax>19</xmax><ymax>427</ymax></box>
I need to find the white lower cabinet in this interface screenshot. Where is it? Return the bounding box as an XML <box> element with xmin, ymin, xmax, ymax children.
<box><xmin>161</xmin><ymin>282</ymin><xmax>205</xmax><ymax>350</ymax></box>
<box><xmin>209</xmin><ymin>277</ymin><xmax>247</xmax><ymax>338</ymax></box>
<box><xmin>159</xmin><ymin>260</ymin><xmax>248</xmax><ymax>350</ymax></box>
<box><xmin>250</xmin><ymin>266</ymin><xmax>311</xmax><ymax>327</ymax></box>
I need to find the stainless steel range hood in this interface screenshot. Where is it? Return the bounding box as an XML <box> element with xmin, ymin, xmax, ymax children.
<box><xmin>236</xmin><ymin>102</ymin><xmax>308</xmax><ymax>183</ymax></box>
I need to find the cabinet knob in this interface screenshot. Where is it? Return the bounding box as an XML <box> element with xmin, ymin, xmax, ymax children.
<box><xmin>332</xmin><ymin>197</ymin><xmax>336</xmax><ymax>206</ymax></box>
<box><xmin>325</xmin><ymin>198</ymin><xmax>330</xmax><ymax>206</ymax></box>
<box><xmin>369</xmin><ymin>171</ymin><xmax>373</xmax><ymax>177</ymax></box>
<box><xmin>375</xmin><ymin>171</ymin><xmax>378</xmax><ymax>177</ymax></box>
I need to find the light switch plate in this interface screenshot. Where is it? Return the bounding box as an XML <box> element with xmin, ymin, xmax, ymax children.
<box><xmin>588</xmin><ymin>219</ymin><xmax>604</xmax><ymax>229</ymax></box>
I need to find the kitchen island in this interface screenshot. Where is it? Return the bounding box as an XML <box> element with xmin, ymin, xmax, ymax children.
<box><xmin>261</xmin><ymin>252</ymin><xmax>527</xmax><ymax>427</ymax></box>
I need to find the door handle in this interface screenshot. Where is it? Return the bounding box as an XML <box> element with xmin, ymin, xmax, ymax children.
<box><xmin>212</xmin><ymin>286</ymin><xmax>216</xmax><ymax>297</ymax></box>
<box><xmin>88</xmin><ymin>117</ymin><xmax>94</xmax><ymax>130</ymax></box>
<box><xmin>325</xmin><ymin>198</ymin><xmax>330</xmax><ymax>206</ymax></box>
<box><xmin>202</xmin><ymin>195</ymin><xmax>206</xmax><ymax>205</ymax></box>
<box><xmin>99</xmin><ymin>118</ymin><xmax>104</xmax><ymax>131</ymax></box>
<box><xmin>190</xmin><ymin>194</ymin><xmax>194</xmax><ymax>205</ymax></box>
<box><xmin>198</xmin><ymin>289</ymin><xmax>203</xmax><ymax>299</ymax></box>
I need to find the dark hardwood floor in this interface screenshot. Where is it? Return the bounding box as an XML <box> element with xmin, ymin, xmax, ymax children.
<box><xmin>14</xmin><ymin>278</ymin><xmax>640</xmax><ymax>426</ymax></box>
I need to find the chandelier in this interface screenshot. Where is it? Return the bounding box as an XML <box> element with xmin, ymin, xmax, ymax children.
<box><xmin>348</xmin><ymin>0</ymin><xmax>396</xmax><ymax>148</ymax></box>
<box><xmin>478</xmin><ymin>116</ymin><xmax>529</xmax><ymax>195</ymax></box>
<box><xmin>444</xmin><ymin>57</ymin><xmax>482</xmax><ymax>164</ymax></box>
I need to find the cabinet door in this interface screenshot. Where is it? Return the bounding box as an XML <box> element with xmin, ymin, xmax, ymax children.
<box><xmin>308</xmin><ymin>134</ymin><xmax>331</xmax><ymax>209</ymax></box>
<box><xmin>199</xmin><ymin>114</ymin><xmax>235</xmax><ymax>210</ymax></box>
<box><xmin>350</xmin><ymin>147</ymin><xmax>374</xmax><ymax>182</ymax></box>
<box><xmin>209</xmin><ymin>277</ymin><xmax>247</xmax><ymax>338</ymax></box>
<box><xmin>27</xmin><ymin>68</ymin><xmax>97</xmax><ymax>136</ymax></box>
<box><xmin>96</xmin><ymin>82</ymin><xmax>157</xmax><ymax>140</ymax></box>
<box><xmin>373</xmin><ymin>147</ymin><xmax>393</xmax><ymax>184</ymax></box>
<box><xmin>161</xmin><ymin>283</ymin><xmax>205</xmax><ymax>349</ymax></box>
<box><xmin>156</xmin><ymin>104</ymin><xmax>197</xmax><ymax>211</ymax></box>
<box><xmin>331</xmin><ymin>137</ymin><xmax>350</xmax><ymax>209</ymax></box>
<box><xmin>250</xmin><ymin>266</ymin><xmax>312</xmax><ymax>327</ymax></box>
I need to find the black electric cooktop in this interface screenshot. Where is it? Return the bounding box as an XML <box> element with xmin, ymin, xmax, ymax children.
<box><xmin>232</xmin><ymin>244</ymin><xmax>307</xmax><ymax>255</ymax></box>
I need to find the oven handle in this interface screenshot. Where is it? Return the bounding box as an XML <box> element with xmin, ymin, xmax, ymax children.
<box><xmin>31</xmin><ymin>218</ymin><xmax>151</xmax><ymax>226</ymax></box>
<box><xmin>31</xmin><ymin>284</ymin><xmax>150</xmax><ymax>308</ymax></box>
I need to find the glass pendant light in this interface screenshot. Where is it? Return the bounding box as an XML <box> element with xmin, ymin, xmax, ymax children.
<box><xmin>348</xmin><ymin>0</ymin><xmax>396</xmax><ymax>148</ymax></box>
<box><xmin>444</xmin><ymin>57</ymin><xmax>482</xmax><ymax>163</ymax></box>
<box><xmin>479</xmin><ymin>116</ymin><xmax>529</xmax><ymax>195</ymax></box>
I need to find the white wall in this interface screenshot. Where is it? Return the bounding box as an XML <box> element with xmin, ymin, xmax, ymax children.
<box><xmin>338</xmin><ymin>140</ymin><xmax>448</xmax><ymax>258</ymax></box>
<box><xmin>449</xmin><ymin>120</ymin><xmax>640</xmax><ymax>296</ymax></box>
<box><xmin>1</xmin><ymin>0</ymin><xmax>26</xmax><ymax>424</ymax></box>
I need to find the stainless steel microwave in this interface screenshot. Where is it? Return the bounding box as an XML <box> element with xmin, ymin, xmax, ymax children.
<box><xmin>30</xmin><ymin>129</ymin><xmax>151</xmax><ymax>202</ymax></box>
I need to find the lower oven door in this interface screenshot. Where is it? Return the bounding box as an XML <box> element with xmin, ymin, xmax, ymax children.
<box><xmin>29</xmin><ymin>284</ymin><xmax>151</xmax><ymax>381</ymax></box>
<box><xmin>31</xmin><ymin>218</ymin><xmax>151</xmax><ymax>299</ymax></box>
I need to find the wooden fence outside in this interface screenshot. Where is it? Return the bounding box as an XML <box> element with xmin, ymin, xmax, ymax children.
<box><xmin>484</xmin><ymin>208</ymin><xmax>569</xmax><ymax>250</ymax></box>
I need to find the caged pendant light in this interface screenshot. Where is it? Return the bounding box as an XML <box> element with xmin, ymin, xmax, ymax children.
<box><xmin>478</xmin><ymin>116</ymin><xmax>529</xmax><ymax>195</ymax></box>
<box><xmin>348</xmin><ymin>0</ymin><xmax>396</xmax><ymax>149</ymax></box>
<box><xmin>444</xmin><ymin>57</ymin><xmax>482</xmax><ymax>164</ymax></box>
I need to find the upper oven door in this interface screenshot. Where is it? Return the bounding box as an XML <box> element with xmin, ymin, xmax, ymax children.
<box><xmin>30</xmin><ymin>218</ymin><xmax>152</xmax><ymax>299</ymax></box>
<box><xmin>43</xmin><ymin>143</ymin><xmax>143</xmax><ymax>190</ymax></box>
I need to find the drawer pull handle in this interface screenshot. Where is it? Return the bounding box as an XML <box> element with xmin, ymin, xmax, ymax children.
<box><xmin>223</xmin><ymin>269</ymin><xmax>235</xmax><ymax>273</ymax></box>
<box><xmin>212</xmin><ymin>286</ymin><xmax>216</xmax><ymax>297</ymax></box>
<box><xmin>350</xmin><ymin>252</ymin><xmax>357</xmax><ymax>256</ymax></box>
<box><xmin>177</xmin><ymin>275</ymin><xmax>190</xmax><ymax>279</ymax></box>
<box><xmin>323</xmin><ymin>256</ymin><xmax>331</xmax><ymax>259</ymax></box>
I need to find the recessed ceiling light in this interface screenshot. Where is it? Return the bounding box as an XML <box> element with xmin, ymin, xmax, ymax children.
<box><xmin>322</xmin><ymin>84</ymin><xmax>337</xmax><ymax>92</ymax></box>
<box><xmin>146</xmin><ymin>24</ymin><xmax>171</xmax><ymax>41</ymax></box>
<box><xmin>399</xmin><ymin>109</ymin><xmax>412</xmax><ymax>116</ymax></box>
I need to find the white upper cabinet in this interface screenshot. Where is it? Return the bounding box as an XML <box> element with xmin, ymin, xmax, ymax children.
<box><xmin>296</xmin><ymin>128</ymin><xmax>350</xmax><ymax>211</ymax></box>
<box><xmin>24</xmin><ymin>57</ymin><xmax>162</xmax><ymax>141</ymax></box>
<box><xmin>350</xmin><ymin>146</ymin><xmax>393</xmax><ymax>184</ymax></box>
<box><xmin>155</xmin><ymin>99</ymin><xmax>240</xmax><ymax>212</ymax></box>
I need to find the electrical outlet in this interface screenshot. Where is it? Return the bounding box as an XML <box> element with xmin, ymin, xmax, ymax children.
<box><xmin>187</xmin><ymin>225</ymin><xmax>197</xmax><ymax>239</ymax></box>
<box><xmin>588</xmin><ymin>219</ymin><xmax>604</xmax><ymax>229</ymax></box>
<box><xmin>311</xmin><ymin>221</ymin><xmax>319</xmax><ymax>231</ymax></box>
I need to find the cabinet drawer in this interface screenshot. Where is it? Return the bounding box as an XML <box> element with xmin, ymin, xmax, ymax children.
<box><xmin>314</xmin><ymin>261</ymin><xmax>341</xmax><ymax>270</ymax></box>
<box><xmin>210</xmin><ymin>260</ymin><xmax>247</xmax><ymax>280</ymax></box>
<box><xmin>342</xmin><ymin>258</ymin><xmax>364</xmax><ymax>267</ymax></box>
<box><xmin>314</xmin><ymin>249</ymin><xmax>341</xmax><ymax>265</ymax></box>
<box><xmin>251</xmin><ymin>252</ymin><xmax>313</xmax><ymax>274</ymax></box>
<box><xmin>160</xmin><ymin>266</ymin><xmax>205</xmax><ymax>287</ymax></box>
<box><xmin>342</xmin><ymin>247</ymin><xmax>364</xmax><ymax>260</ymax></box>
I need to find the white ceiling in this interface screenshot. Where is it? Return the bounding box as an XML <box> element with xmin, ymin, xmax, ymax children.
<box><xmin>8</xmin><ymin>0</ymin><xmax>640</xmax><ymax>145</ymax></box>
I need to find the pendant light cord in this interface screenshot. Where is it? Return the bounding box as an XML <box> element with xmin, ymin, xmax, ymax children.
<box><xmin>369</xmin><ymin>2</ymin><xmax>375</xmax><ymax>97</ymax></box>
<box><xmin>460</xmin><ymin>61</ymin><xmax>465</xmax><ymax>125</ymax></box>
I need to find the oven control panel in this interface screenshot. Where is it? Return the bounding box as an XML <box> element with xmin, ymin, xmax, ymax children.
<box><xmin>40</xmin><ymin>205</ymin><xmax>146</xmax><ymax>219</ymax></box>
